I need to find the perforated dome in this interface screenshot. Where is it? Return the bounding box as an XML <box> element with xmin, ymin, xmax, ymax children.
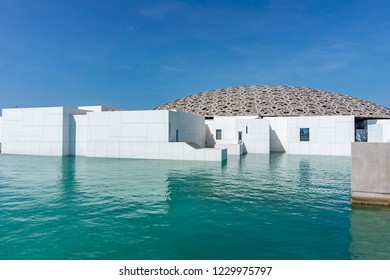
<box><xmin>154</xmin><ymin>85</ymin><xmax>390</xmax><ymax>118</ymax></box>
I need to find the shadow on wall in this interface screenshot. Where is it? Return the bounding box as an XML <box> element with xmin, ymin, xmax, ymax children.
<box><xmin>270</xmin><ymin>128</ymin><xmax>286</xmax><ymax>152</ymax></box>
<box><xmin>205</xmin><ymin>125</ymin><xmax>215</xmax><ymax>148</ymax></box>
<box><xmin>69</xmin><ymin>116</ymin><xmax>76</xmax><ymax>156</ymax></box>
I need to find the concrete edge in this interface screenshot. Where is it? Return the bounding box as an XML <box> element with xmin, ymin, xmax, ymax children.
<box><xmin>351</xmin><ymin>191</ymin><xmax>390</xmax><ymax>206</ymax></box>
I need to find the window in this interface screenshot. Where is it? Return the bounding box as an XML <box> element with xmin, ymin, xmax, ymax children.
<box><xmin>246</xmin><ymin>126</ymin><xmax>248</xmax><ymax>134</ymax></box>
<box><xmin>355</xmin><ymin>119</ymin><xmax>367</xmax><ymax>142</ymax></box>
<box><xmin>216</xmin><ymin>129</ymin><xmax>222</xmax><ymax>140</ymax></box>
<box><xmin>238</xmin><ymin>131</ymin><xmax>242</xmax><ymax>141</ymax></box>
<box><xmin>300</xmin><ymin>128</ymin><xmax>310</xmax><ymax>141</ymax></box>
<box><xmin>169</xmin><ymin>123</ymin><xmax>171</xmax><ymax>138</ymax></box>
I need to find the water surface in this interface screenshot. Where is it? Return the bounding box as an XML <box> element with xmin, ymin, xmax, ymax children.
<box><xmin>0</xmin><ymin>153</ymin><xmax>389</xmax><ymax>259</ymax></box>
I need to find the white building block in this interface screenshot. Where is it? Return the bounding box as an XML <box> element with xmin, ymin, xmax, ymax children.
<box><xmin>183</xmin><ymin>143</ymin><xmax>196</xmax><ymax>159</ymax></box>
<box><xmin>43</xmin><ymin>126</ymin><xmax>61</xmax><ymax>142</ymax></box>
<box><xmin>70</xmin><ymin>114</ymin><xmax>88</xmax><ymax>156</ymax></box>
<box><xmin>1</xmin><ymin>107</ymin><xmax>73</xmax><ymax>156</ymax></box>
<box><xmin>95</xmin><ymin>142</ymin><xmax>108</xmax><ymax>157</ymax></box>
<box><xmin>319</xmin><ymin>116</ymin><xmax>336</xmax><ymax>128</ymax></box>
<box><xmin>336</xmin><ymin>122</ymin><xmax>352</xmax><ymax>143</ymax></box>
<box><xmin>107</xmin><ymin>141</ymin><xmax>120</xmax><ymax>158</ymax></box>
<box><xmin>316</xmin><ymin>128</ymin><xmax>336</xmax><ymax>143</ymax></box>
<box><xmin>109</xmin><ymin>125</ymin><xmax>122</xmax><ymax>138</ymax></box>
<box><xmin>147</xmin><ymin>124</ymin><xmax>167</xmax><ymax>142</ymax></box>
<box><xmin>132</xmin><ymin>142</ymin><xmax>146</xmax><ymax>158</ymax></box>
<box><xmin>44</xmin><ymin>114</ymin><xmax>63</xmax><ymax>126</ymax></box>
<box><xmin>170</xmin><ymin>143</ymin><xmax>184</xmax><ymax>160</ymax></box>
<box><xmin>195</xmin><ymin>149</ymin><xmax>205</xmax><ymax>161</ymax></box>
<box><xmin>89</xmin><ymin>126</ymin><xmax>109</xmax><ymax>141</ymax></box>
<box><xmin>119</xmin><ymin>142</ymin><xmax>133</xmax><ymax>158</ymax></box>
<box><xmin>145</xmin><ymin>142</ymin><xmax>160</xmax><ymax>159</ymax></box>
<box><xmin>87</xmin><ymin>112</ymin><xmax>110</xmax><ymax>126</ymax></box>
<box><xmin>32</xmin><ymin>109</ymin><xmax>45</xmax><ymax>125</ymax></box>
<box><xmin>300</xmin><ymin>143</ymin><xmax>310</xmax><ymax>154</ymax></box>
<box><xmin>122</xmin><ymin>124</ymin><xmax>148</xmax><ymax>138</ymax></box>
<box><xmin>367</xmin><ymin>119</ymin><xmax>390</xmax><ymax>142</ymax></box>
<box><xmin>0</xmin><ymin>117</ymin><xmax>2</xmax><ymax>151</ymax></box>
<box><xmin>274</xmin><ymin>116</ymin><xmax>354</xmax><ymax>156</ymax></box>
<box><xmin>23</xmin><ymin>109</ymin><xmax>34</xmax><ymax>125</ymax></box>
<box><xmin>86</xmin><ymin>142</ymin><xmax>97</xmax><ymax>157</ymax></box>
<box><xmin>142</xmin><ymin>111</ymin><xmax>165</xmax><ymax>123</ymax></box>
<box><xmin>159</xmin><ymin>142</ymin><xmax>173</xmax><ymax>159</ymax></box>
<box><xmin>122</xmin><ymin>111</ymin><xmax>143</xmax><ymax>123</ymax></box>
<box><xmin>109</xmin><ymin>112</ymin><xmax>122</xmax><ymax>126</ymax></box>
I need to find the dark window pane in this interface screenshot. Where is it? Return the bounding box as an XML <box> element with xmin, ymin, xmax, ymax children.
<box><xmin>216</xmin><ymin>129</ymin><xmax>222</xmax><ymax>140</ymax></box>
<box><xmin>300</xmin><ymin>128</ymin><xmax>310</xmax><ymax>141</ymax></box>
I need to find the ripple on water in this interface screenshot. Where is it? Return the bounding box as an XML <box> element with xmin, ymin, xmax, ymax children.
<box><xmin>0</xmin><ymin>153</ymin><xmax>389</xmax><ymax>259</ymax></box>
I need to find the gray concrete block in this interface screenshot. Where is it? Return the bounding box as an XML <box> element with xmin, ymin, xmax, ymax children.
<box><xmin>351</xmin><ymin>142</ymin><xmax>390</xmax><ymax>205</ymax></box>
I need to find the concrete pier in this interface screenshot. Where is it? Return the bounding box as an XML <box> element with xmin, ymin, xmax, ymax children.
<box><xmin>351</xmin><ymin>143</ymin><xmax>390</xmax><ymax>205</ymax></box>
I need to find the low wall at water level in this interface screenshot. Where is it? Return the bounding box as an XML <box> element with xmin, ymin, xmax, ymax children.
<box><xmin>351</xmin><ymin>143</ymin><xmax>390</xmax><ymax>205</ymax></box>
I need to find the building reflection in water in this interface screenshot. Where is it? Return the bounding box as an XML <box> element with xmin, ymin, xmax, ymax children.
<box><xmin>350</xmin><ymin>205</ymin><xmax>390</xmax><ymax>259</ymax></box>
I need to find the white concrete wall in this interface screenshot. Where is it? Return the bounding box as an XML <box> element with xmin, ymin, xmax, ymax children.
<box><xmin>209</xmin><ymin>116</ymin><xmax>245</xmax><ymax>144</ymax></box>
<box><xmin>207</xmin><ymin>116</ymin><xmax>269</xmax><ymax>154</ymax></box>
<box><xmin>282</xmin><ymin>116</ymin><xmax>354</xmax><ymax>156</ymax></box>
<box><xmin>215</xmin><ymin>143</ymin><xmax>243</xmax><ymax>155</ymax></box>
<box><xmin>85</xmin><ymin>110</ymin><xmax>216</xmax><ymax>160</ymax></box>
<box><xmin>64</xmin><ymin>108</ymin><xmax>89</xmax><ymax>156</ymax></box>
<box><xmin>368</xmin><ymin>119</ymin><xmax>390</xmax><ymax>142</ymax></box>
<box><xmin>384</xmin><ymin>120</ymin><xmax>390</xmax><ymax>142</ymax></box>
<box><xmin>237</xmin><ymin>118</ymin><xmax>270</xmax><ymax>154</ymax></box>
<box><xmin>168</xmin><ymin>111</ymin><xmax>205</xmax><ymax>146</ymax></box>
<box><xmin>86</xmin><ymin>110</ymin><xmax>169</xmax><ymax>158</ymax></box>
<box><xmin>205</xmin><ymin>121</ymin><xmax>215</xmax><ymax>148</ymax></box>
<box><xmin>265</xmin><ymin>117</ymin><xmax>288</xmax><ymax>152</ymax></box>
<box><xmin>0</xmin><ymin>107</ymin><xmax>223</xmax><ymax>161</ymax></box>
<box><xmin>1</xmin><ymin>107</ymin><xmax>72</xmax><ymax>156</ymax></box>
<box><xmin>70</xmin><ymin>114</ymin><xmax>88</xmax><ymax>156</ymax></box>
<box><xmin>0</xmin><ymin>116</ymin><xmax>2</xmax><ymax>152</ymax></box>
<box><xmin>161</xmin><ymin>143</ymin><xmax>227</xmax><ymax>161</ymax></box>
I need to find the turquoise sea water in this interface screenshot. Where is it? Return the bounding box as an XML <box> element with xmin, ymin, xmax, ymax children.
<box><xmin>1</xmin><ymin>153</ymin><xmax>390</xmax><ymax>260</ymax></box>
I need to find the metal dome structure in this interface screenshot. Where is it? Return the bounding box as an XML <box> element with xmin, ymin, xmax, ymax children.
<box><xmin>154</xmin><ymin>85</ymin><xmax>390</xmax><ymax>118</ymax></box>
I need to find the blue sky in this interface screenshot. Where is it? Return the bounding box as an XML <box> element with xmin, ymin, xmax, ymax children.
<box><xmin>0</xmin><ymin>0</ymin><xmax>389</xmax><ymax>111</ymax></box>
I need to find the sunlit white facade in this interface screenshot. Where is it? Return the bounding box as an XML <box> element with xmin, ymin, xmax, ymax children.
<box><xmin>0</xmin><ymin>105</ymin><xmax>389</xmax><ymax>160</ymax></box>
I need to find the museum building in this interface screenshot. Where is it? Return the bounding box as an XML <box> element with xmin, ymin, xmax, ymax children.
<box><xmin>1</xmin><ymin>85</ymin><xmax>389</xmax><ymax>161</ymax></box>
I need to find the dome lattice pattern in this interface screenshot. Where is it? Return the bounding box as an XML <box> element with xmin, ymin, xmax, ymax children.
<box><xmin>154</xmin><ymin>85</ymin><xmax>390</xmax><ymax>118</ymax></box>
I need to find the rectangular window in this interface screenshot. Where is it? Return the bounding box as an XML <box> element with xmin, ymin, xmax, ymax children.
<box><xmin>355</xmin><ymin>119</ymin><xmax>367</xmax><ymax>142</ymax></box>
<box><xmin>238</xmin><ymin>131</ymin><xmax>242</xmax><ymax>141</ymax></box>
<box><xmin>246</xmin><ymin>126</ymin><xmax>248</xmax><ymax>134</ymax></box>
<box><xmin>216</xmin><ymin>129</ymin><xmax>222</xmax><ymax>140</ymax></box>
<box><xmin>169</xmin><ymin>123</ymin><xmax>171</xmax><ymax>138</ymax></box>
<box><xmin>300</xmin><ymin>128</ymin><xmax>310</xmax><ymax>141</ymax></box>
